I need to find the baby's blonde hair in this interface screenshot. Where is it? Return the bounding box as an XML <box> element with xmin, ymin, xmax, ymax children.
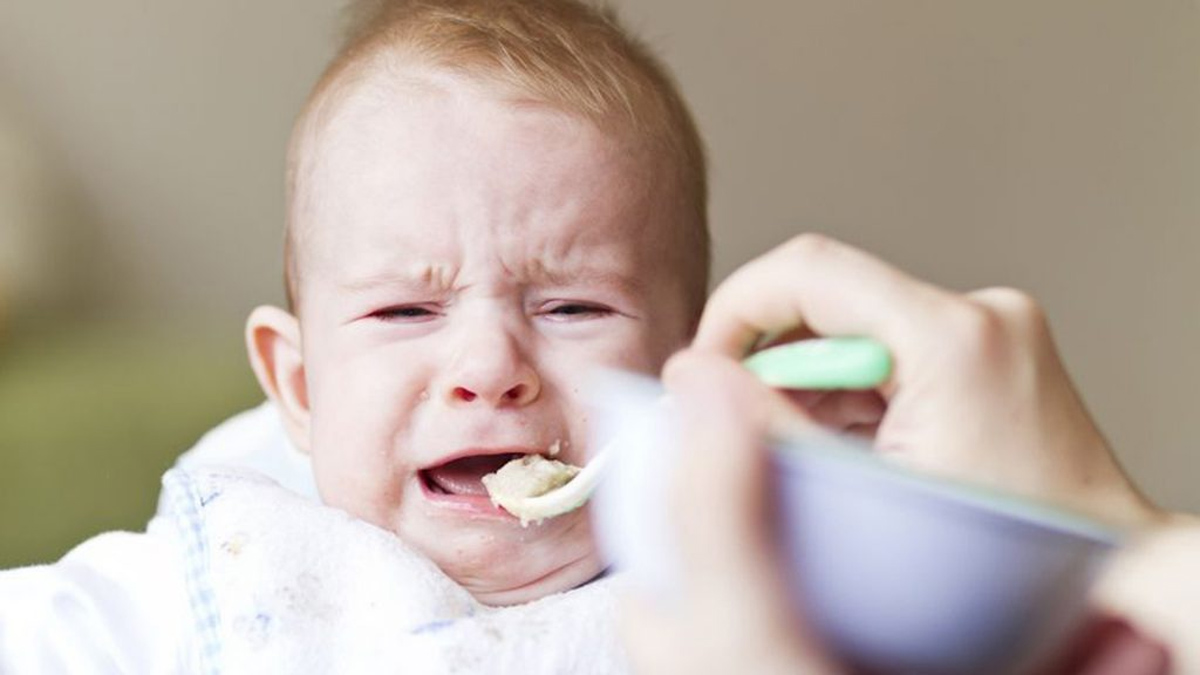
<box><xmin>284</xmin><ymin>0</ymin><xmax>709</xmax><ymax>315</ymax></box>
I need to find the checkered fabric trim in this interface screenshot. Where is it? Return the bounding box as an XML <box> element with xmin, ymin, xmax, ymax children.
<box><xmin>163</xmin><ymin>469</ymin><xmax>222</xmax><ymax>675</ymax></box>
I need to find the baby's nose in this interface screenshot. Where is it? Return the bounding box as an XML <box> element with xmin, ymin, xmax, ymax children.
<box><xmin>443</xmin><ymin>329</ymin><xmax>541</xmax><ymax>407</ymax></box>
<box><xmin>451</xmin><ymin>381</ymin><xmax>537</xmax><ymax>406</ymax></box>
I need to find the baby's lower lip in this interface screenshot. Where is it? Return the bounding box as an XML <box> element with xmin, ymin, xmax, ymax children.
<box><xmin>417</xmin><ymin>471</ymin><xmax>515</xmax><ymax>520</ymax></box>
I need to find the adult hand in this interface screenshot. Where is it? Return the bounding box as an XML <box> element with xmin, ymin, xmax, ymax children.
<box><xmin>622</xmin><ymin>349</ymin><xmax>1170</xmax><ymax>675</ymax></box>
<box><xmin>1093</xmin><ymin>514</ymin><xmax>1200</xmax><ymax>673</ymax></box>
<box><xmin>621</xmin><ymin>234</ymin><xmax>1174</xmax><ymax>674</ymax></box>
<box><xmin>691</xmin><ymin>234</ymin><xmax>1159</xmax><ymax>528</ymax></box>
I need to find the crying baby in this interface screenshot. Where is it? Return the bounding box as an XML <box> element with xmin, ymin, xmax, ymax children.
<box><xmin>0</xmin><ymin>1</ymin><xmax>710</xmax><ymax>673</ymax></box>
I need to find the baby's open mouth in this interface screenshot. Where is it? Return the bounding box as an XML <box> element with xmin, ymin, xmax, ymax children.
<box><xmin>420</xmin><ymin>454</ymin><xmax>524</xmax><ymax>496</ymax></box>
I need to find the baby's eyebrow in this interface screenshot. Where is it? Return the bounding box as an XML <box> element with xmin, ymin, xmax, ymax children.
<box><xmin>527</xmin><ymin>263</ymin><xmax>643</xmax><ymax>294</ymax></box>
<box><xmin>337</xmin><ymin>266</ymin><xmax>455</xmax><ymax>294</ymax></box>
<box><xmin>339</xmin><ymin>265</ymin><xmax>643</xmax><ymax>295</ymax></box>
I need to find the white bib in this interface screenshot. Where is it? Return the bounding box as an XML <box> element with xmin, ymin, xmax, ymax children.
<box><xmin>161</xmin><ymin>467</ymin><xmax>628</xmax><ymax>675</ymax></box>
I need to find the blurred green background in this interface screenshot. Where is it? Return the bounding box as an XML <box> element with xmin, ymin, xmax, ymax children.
<box><xmin>0</xmin><ymin>321</ymin><xmax>261</xmax><ymax>567</ymax></box>
<box><xmin>1</xmin><ymin>0</ymin><xmax>1197</xmax><ymax>568</ymax></box>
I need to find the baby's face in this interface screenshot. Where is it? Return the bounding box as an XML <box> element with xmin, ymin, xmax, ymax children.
<box><xmin>292</xmin><ymin>72</ymin><xmax>695</xmax><ymax>605</ymax></box>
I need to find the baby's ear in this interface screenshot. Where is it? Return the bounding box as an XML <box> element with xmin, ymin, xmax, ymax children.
<box><xmin>246</xmin><ymin>305</ymin><xmax>311</xmax><ymax>454</ymax></box>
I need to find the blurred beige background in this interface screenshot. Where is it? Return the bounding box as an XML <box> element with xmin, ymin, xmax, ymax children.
<box><xmin>0</xmin><ymin>1</ymin><xmax>1196</xmax><ymax>566</ymax></box>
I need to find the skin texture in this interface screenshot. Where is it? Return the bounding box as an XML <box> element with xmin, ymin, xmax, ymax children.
<box><xmin>623</xmin><ymin>235</ymin><xmax>1174</xmax><ymax>674</ymax></box>
<box><xmin>246</xmin><ymin>68</ymin><xmax>695</xmax><ymax>606</ymax></box>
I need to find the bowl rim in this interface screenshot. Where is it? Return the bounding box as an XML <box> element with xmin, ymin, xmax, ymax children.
<box><xmin>772</xmin><ymin>432</ymin><xmax>1125</xmax><ymax>547</ymax></box>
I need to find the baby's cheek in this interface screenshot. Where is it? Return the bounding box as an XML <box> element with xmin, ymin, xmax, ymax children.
<box><xmin>585</xmin><ymin>333</ymin><xmax>668</xmax><ymax>374</ymax></box>
<box><xmin>612</xmin><ymin>340</ymin><xmax>672</xmax><ymax>374</ymax></box>
<box><xmin>315</xmin><ymin>464</ymin><xmax>405</xmax><ymax>530</ymax></box>
<box><xmin>309</xmin><ymin>418</ymin><xmax>409</xmax><ymax>519</ymax></box>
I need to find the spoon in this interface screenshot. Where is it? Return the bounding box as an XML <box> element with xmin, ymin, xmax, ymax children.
<box><xmin>487</xmin><ymin>336</ymin><xmax>892</xmax><ymax>524</ymax></box>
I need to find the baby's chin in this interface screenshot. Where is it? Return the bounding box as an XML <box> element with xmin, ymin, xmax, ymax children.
<box><xmin>415</xmin><ymin>522</ymin><xmax>606</xmax><ymax>606</ymax></box>
<box><xmin>324</xmin><ymin>481</ymin><xmax>606</xmax><ymax>606</ymax></box>
<box><xmin>464</xmin><ymin>552</ymin><xmax>606</xmax><ymax>606</ymax></box>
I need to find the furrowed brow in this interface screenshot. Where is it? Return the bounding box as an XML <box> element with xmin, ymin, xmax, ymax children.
<box><xmin>337</xmin><ymin>265</ymin><xmax>455</xmax><ymax>294</ymax></box>
<box><xmin>529</xmin><ymin>261</ymin><xmax>643</xmax><ymax>294</ymax></box>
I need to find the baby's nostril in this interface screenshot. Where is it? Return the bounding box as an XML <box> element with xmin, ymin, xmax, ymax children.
<box><xmin>454</xmin><ymin>387</ymin><xmax>477</xmax><ymax>402</ymax></box>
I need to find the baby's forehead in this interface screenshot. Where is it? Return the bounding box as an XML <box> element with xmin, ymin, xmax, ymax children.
<box><xmin>297</xmin><ymin>65</ymin><xmax>651</xmax><ymax>209</ymax></box>
<box><xmin>282</xmin><ymin>6</ymin><xmax>709</xmax><ymax>315</ymax></box>
<box><xmin>287</xmin><ymin>62</ymin><xmax>698</xmax><ymax>314</ymax></box>
<box><xmin>328</xmin><ymin>255</ymin><xmax>650</xmax><ymax>299</ymax></box>
<box><xmin>310</xmin><ymin>61</ymin><xmax>589</xmax><ymax>150</ymax></box>
<box><xmin>304</xmin><ymin>65</ymin><xmax>460</xmax><ymax>157</ymax></box>
<box><xmin>298</xmin><ymin>71</ymin><xmax>664</xmax><ymax>219</ymax></box>
<box><xmin>304</xmin><ymin>191</ymin><xmax>665</xmax><ymax>288</ymax></box>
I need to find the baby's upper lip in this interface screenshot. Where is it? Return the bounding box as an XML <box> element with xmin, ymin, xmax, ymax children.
<box><xmin>421</xmin><ymin>445</ymin><xmax>554</xmax><ymax>471</ymax></box>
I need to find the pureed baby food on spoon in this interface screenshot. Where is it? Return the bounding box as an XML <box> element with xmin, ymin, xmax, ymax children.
<box><xmin>482</xmin><ymin>453</ymin><xmax>582</xmax><ymax>525</ymax></box>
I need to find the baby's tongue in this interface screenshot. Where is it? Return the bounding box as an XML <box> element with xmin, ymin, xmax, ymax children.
<box><xmin>427</xmin><ymin>455</ymin><xmax>519</xmax><ymax>496</ymax></box>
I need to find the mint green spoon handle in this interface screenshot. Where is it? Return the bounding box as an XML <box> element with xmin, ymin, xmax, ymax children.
<box><xmin>742</xmin><ymin>337</ymin><xmax>892</xmax><ymax>390</ymax></box>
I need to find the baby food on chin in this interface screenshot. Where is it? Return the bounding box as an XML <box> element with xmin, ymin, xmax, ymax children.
<box><xmin>482</xmin><ymin>454</ymin><xmax>581</xmax><ymax>526</ymax></box>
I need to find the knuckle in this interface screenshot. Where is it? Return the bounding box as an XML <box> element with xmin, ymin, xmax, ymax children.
<box><xmin>940</xmin><ymin>287</ymin><xmax>1052</xmax><ymax>370</ymax></box>
<box><xmin>780</xmin><ymin>232</ymin><xmax>839</xmax><ymax>260</ymax></box>
<box><xmin>709</xmin><ymin>233</ymin><xmax>840</xmax><ymax>311</ymax></box>
<box><xmin>940</xmin><ymin>300</ymin><xmax>1008</xmax><ymax>363</ymax></box>
<box><xmin>971</xmin><ymin>286</ymin><xmax>1049</xmax><ymax>336</ymax></box>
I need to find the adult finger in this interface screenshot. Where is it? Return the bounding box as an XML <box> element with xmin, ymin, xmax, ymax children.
<box><xmin>659</xmin><ymin>349</ymin><xmax>840</xmax><ymax>674</ymax></box>
<box><xmin>662</xmin><ymin>350</ymin><xmax>794</xmax><ymax>596</ymax></box>
<box><xmin>693</xmin><ymin>234</ymin><xmax>951</xmax><ymax>361</ymax></box>
<box><xmin>803</xmin><ymin>390</ymin><xmax>887</xmax><ymax>434</ymax></box>
<box><xmin>1041</xmin><ymin>615</ymin><xmax>1170</xmax><ymax>675</ymax></box>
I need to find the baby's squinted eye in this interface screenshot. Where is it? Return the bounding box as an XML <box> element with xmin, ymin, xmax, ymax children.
<box><xmin>551</xmin><ymin>304</ymin><xmax>598</xmax><ymax>315</ymax></box>
<box><xmin>370</xmin><ymin>305</ymin><xmax>440</xmax><ymax>322</ymax></box>
<box><xmin>541</xmin><ymin>302</ymin><xmax>615</xmax><ymax>320</ymax></box>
